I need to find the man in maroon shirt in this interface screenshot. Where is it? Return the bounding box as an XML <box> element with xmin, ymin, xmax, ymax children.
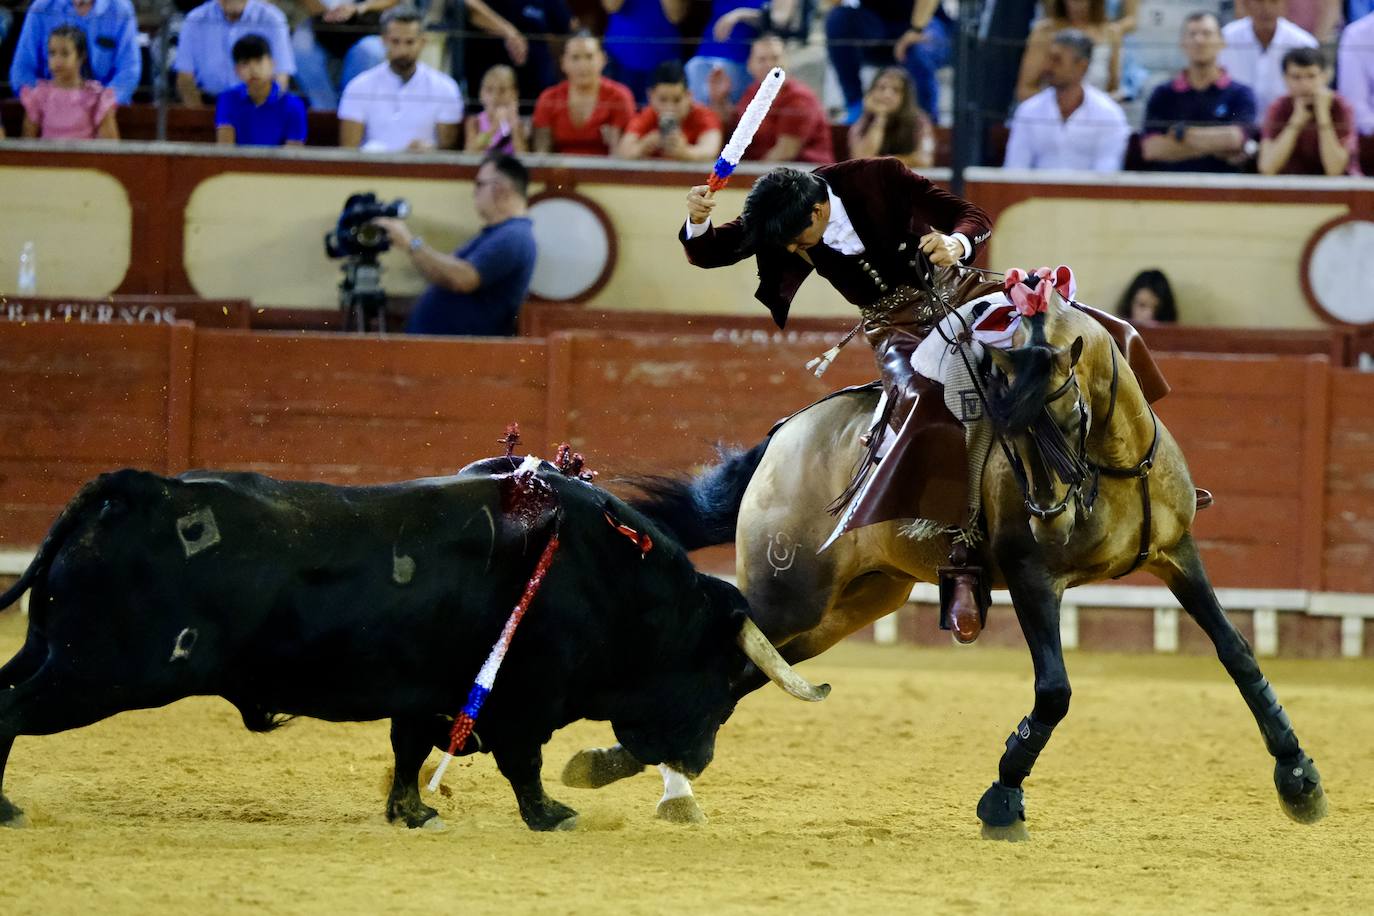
<box><xmin>1258</xmin><ymin>47</ymin><xmax>1361</xmax><ymax>175</ymax></box>
<box><xmin>706</xmin><ymin>33</ymin><xmax>834</xmax><ymax>163</ymax></box>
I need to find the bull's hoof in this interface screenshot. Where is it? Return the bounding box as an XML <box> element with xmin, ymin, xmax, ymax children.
<box><xmin>420</xmin><ymin>816</ymin><xmax>448</xmax><ymax>832</ymax></box>
<box><xmin>561</xmin><ymin>746</ymin><xmax>645</xmax><ymax>789</ymax></box>
<box><xmin>523</xmin><ymin>798</ymin><xmax>579</xmax><ymax>832</ymax></box>
<box><xmin>388</xmin><ymin>801</ymin><xmax>441</xmax><ymax>829</ymax></box>
<box><xmin>976</xmin><ymin>781</ymin><xmax>1028</xmax><ymax>841</ymax></box>
<box><xmin>0</xmin><ymin>796</ymin><xmax>28</xmax><ymax>829</ymax></box>
<box><xmin>656</xmin><ymin>795</ymin><xmax>706</xmax><ymax>825</ymax></box>
<box><xmin>1276</xmin><ymin>754</ymin><xmax>1327</xmax><ymax>824</ymax></box>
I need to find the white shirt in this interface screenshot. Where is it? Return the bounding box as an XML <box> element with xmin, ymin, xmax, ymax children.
<box><xmin>337</xmin><ymin>61</ymin><xmax>463</xmax><ymax>153</ymax></box>
<box><xmin>1338</xmin><ymin>13</ymin><xmax>1374</xmax><ymax>136</ymax></box>
<box><xmin>684</xmin><ymin>181</ymin><xmax>972</xmax><ymax>260</ymax></box>
<box><xmin>1218</xmin><ymin>17</ymin><xmax>1319</xmax><ymax>120</ymax></box>
<box><xmin>1003</xmin><ymin>85</ymin><xmax>1131</xmax><ymax>172</ymax></box>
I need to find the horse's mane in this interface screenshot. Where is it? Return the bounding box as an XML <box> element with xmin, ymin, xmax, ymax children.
<box><xmin>988</xmin><ymin>315</ymin><xmax>1057</xmax><ymax>435</ymax></box>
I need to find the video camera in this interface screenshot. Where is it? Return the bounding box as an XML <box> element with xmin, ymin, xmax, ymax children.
<box><xmin>324</xmin><ymin>193</ymin><xmax>409</xmax><ymax>333</ymax></box>
<box><xmin>324</xmin><ymin>193</ymin><xmax>410</xmax><ymax>261</ymax></box>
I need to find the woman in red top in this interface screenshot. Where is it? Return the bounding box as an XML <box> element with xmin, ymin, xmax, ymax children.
<box><xmin>532</xmin><ymin>33</ymin><xmax>637</xmax><ymax>156</ymax></box>
<box><xmin>617</xmin><ymin>60</ymin><xmax>723</xmax><ymax>162</ymax></box>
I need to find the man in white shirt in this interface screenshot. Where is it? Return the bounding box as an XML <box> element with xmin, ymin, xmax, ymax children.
<box><xmin>337</xmin><ymin>5</ymin><xmax>463</xmax><ymax>152</ymax></box>
<box><xmin>1003</xmin><ymin>30</ymin><xmax>1130</xmax><ymax>172</ymax></box>
<box><xmin>1338</xmin><ymin>11</ymin><xmax>1374</xmax><ymax>136</ymax></box>
<box><xmin>1217</xmin><ymin>0</ymin><xmax>1318</xmax><ymax>121</ymax></box>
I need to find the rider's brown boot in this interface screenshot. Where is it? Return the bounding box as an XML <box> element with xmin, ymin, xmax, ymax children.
<box><xmin>942</xmin><ymin>570</ymin><xmax>983</xmax><ymax>644</ymax></box>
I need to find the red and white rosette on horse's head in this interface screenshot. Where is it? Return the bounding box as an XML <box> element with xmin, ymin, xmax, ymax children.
<box><xmin>705</xmin><ymin>68</ymin><xmax>786</xmax><ymax>193</ymax></box>
<box><xmin>967</xmin><ymin>265</ymin><xmax>1078</xmax><ymax>349</ymax></box>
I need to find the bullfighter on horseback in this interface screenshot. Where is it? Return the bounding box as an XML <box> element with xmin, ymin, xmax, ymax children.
<box><xmin>679</xmin><ymin>157</ymin><xmax>1167</xmax><ymax>643</ymax></box>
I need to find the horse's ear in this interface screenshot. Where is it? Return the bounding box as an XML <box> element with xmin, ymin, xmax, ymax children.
<box><xmin>988</xmin><ymin>345</ymin><xmax>1015</xmax><ymax>375</ymax></box>
<box><xmin>1054</xmin><ymin>337</ymin><xmax>1084</xmax><ymax>375</ymax></box>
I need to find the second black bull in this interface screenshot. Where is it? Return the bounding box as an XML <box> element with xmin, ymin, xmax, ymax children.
<box><xmin>0</xmin><ymin>459</ymin><xmax>828</xmax><ymax>831</ymax></box>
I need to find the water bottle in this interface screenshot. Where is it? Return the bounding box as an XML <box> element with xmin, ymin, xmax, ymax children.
<box><xmin>17</xmin><ymin>242</ymin><xmax>36</xmax><ymax>296</ymax></box>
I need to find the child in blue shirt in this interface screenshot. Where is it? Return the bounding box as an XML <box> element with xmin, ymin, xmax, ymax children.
<box><xmin>215</xmin><ymin>34</ymin><xmax>307</xmax><ymax>147</ymax></box>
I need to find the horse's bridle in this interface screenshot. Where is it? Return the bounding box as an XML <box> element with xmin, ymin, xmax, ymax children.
<box><xmin>917</xmin><ymin>259</ymin><xmax>1161</xmax><ymax>577</ymax></box>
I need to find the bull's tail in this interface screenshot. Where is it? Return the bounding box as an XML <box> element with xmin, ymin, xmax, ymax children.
<box><xmin>0</xmin><ymin>474</ymin><xmax>119</xmax><ymax>612</ymax></box>
<box><xmin>626</xmin><ymin>438</ymin><xmax>771</xmax><ymax>550</ymax></box>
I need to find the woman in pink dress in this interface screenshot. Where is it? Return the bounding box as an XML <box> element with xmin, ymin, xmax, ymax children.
<box><xmin>20</xmin><ymin>25</ymin><xmax>119</xmax><ymax>141</ymax></box>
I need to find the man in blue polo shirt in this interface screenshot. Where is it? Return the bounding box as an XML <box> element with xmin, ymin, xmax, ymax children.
<box><xmin>373</xmin><ymin>153</ymin><xmax>538</xmax><ymax>337</ymax></box>
<box><xmin>9</xmin><ymin>0</ymin><xmax>141</xmax><ymax>103</ymax></box>
<box><xmin>1141</xmin><ymin>11</ymin><xmax>1258</xmax><ymax>173</ymax></box>
<box><xmin>216</xmin><ymin>35</ymin><xmax>307</xmax><ymax>146</ymax></box>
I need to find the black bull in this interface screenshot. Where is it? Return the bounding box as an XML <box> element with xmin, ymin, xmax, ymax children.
<box><xmin>0</xmin><ymin>462</ymin><xmax>827</xmax><ymax>831</ymax></box>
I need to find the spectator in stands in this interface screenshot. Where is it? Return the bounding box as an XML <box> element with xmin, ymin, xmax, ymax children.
<box><xmin>458</xmin><ymin>0</ymin><xmax>572</xmax><ymax>116</ymax></box>
<box><xmin>708</xmin><ymin>33</ymin><xmax>833</xmax><ymax>162</ymax></box>
<box><xmin>373</xmin><ymin>153</ymin><xmax>538</xmax><ymax>336</ymax></box>
<box><xmin>602</xmin><ymin>0</ymin><xmax>686</xmax><ymax>102</ymax></box>
<box><xmin>617</xmin><ymin>59</ymin><xmax>722</xmax><ymax>160</ymax></box>
<box><xmin>531</xmin><ymin>32</ymin><xmax>636</xmax><ymax>155</ymax></box>
<box><xmin>175</xmin><ymin>0</ymin><xmax>295</xmax><ymax>105</ymax></box>
<box><xmin>1218</xmin><ymin>0</ymin><xmax>1317</xmax><ymax>121</ymax></box>
<box><xmin>215</xmin><ymin>33</ymin><xmax>307</xmax><ymax>145</ymax></box>
<box><xmin>683</xmin><ymin>0</ymin><xmax>788</xmax><ymax>106</ymax></box>
<box><xmin>1338</xmin><ymin>10</ymin><xmax>1374</xmax><ymax>136</ymax></box>
<box><xmin>337</xmin><ymin>6</ymin><xmax>463</xmax><ymax>151</ymax></box>
<box><xmin>847</xmin><ymin>66</ymin><xmax>934</xmax><ymax>169</ymax></box>
<box><xmin>1117</xmin><ymin>268</ymin><xmax>1177</xmax><ymax>324</ymax></box>
<box><xmin>1004</xmin><ymin>29</ymin><xmax>1130</xmax><ymax>171</ymax></box>
<box><xmin>1016</xmin><ymin>0</ymin><xmax>1121</xmax><ymax>102</ymax></box>
<box><xmin>290</xmin><ymin>0</ymin><xmax>393</xmax><ymax>111</ymax></box>
<box><xmin>19</xmin><ymin>24</ymin><xmax>118</xmax><ymax>138</ymax></box>
<box><xmin>465</xmin><ymin>64</ymin><xmax>529</xmax><ymax>153</ymax></box>
<box><xmin>9</xmin><ymin>0</ymin><xmax>140</xmax><ymax>104</ymax></box>
<box><xmin>1141</xmin><ymin>11</ymin><xmax>1258</xmax><ymax>172</ymax></box>
<box><xmin>826</xmin><ymin>0</ymin><xmax>951</xmax><ymax>123</ymax></box>
<box><xmin>1258</xmin><ymin>46</ymin><xmax>1360</xmax><ymax>174</ymax></box>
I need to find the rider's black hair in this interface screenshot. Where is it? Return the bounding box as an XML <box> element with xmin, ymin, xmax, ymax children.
<box><xmin>740</xmin><ymin>168</ymin><xmax>828</xmax><ymax>251</ymax></box>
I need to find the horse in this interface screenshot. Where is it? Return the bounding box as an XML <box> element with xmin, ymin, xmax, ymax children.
<box><xmin>560</xmin><ymin>272</ymin><xmax>1328</xmax><ymax>840</ymax></box>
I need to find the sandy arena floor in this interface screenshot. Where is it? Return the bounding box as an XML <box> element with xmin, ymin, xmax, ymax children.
<box><xmin>0</xmin><ymin>608</ymin><xmax>1371</xmax><ymax>916</ymax></box>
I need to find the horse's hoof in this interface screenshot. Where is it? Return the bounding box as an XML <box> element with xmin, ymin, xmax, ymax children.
<box><xmin>561</xmin><ymin>746</ymin><xmax>645</xmax><ymax>789</ymax></box>
<box><xmin>980</xmin><ymin>820</ymin><xmax>1030</xmax><ymax>842</ymax></box>
<box><xmin>656</xmin><ymin>795</ymin><xmax>706</xmax><ymax>825</ymax></box>
<box><xmin>976</xmin><ymin>781</ymin><xmax>1026</xmax><ymax>837</ymax></box>
<box><xmin>1275</xmin><ymin>754</ymin><xmax>1327</xmax><ymax>824</ymax></box>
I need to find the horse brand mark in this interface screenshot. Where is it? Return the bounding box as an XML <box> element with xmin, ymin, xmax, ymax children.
<box><xmin>767</xmin><ymin>532</ymin><xmax>799</xmax><ymax>576</ymax></box>
<box><xmin>176</xmin><ymin>507</ymin><xmax>221</xmax><ymax>559</ymax></box>
<box><xmin>959</xmin><ymin>390</ymin><xmax>984</xmax><ymax>422</ymax></box>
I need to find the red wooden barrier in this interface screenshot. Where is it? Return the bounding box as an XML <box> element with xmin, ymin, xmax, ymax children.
<box><xmin>2</xmin><ymin>323</ymin><xmax>1372</xmax><ymax>595</ymax></box>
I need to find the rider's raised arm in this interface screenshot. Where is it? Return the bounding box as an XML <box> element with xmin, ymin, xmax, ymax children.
<box><xmin>679</xmin><ymin>185</ymin><xmax>755</xmax><ymax>268</ymax></box>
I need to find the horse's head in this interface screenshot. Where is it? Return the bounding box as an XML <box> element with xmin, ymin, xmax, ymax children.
<box><xmin>986</xmin><ymin>271</ymin><xmax>1093</xmax><ymax>548</ymax></box>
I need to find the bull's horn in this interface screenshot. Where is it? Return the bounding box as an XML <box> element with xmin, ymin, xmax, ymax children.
<box><xmin>737</xmin><ymin>617</ymin><xmax>831</xmax><ymax>702</ymax></box>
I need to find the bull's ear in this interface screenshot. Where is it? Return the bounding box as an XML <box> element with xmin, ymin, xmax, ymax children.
<box><xmin>987</xmin><ymin>345</ymin><xmax>1015</xmax><ymax>375</ymax></box>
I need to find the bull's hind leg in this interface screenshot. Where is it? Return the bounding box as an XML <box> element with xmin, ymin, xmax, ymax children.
<box><xmin>385</xmin><ymin>717</ymin><xmax>443</xmax><ymax>829</ymax></box>
<box><xmin>1155</xmin><ymin>534</ymin><xmax>1326</xmax><ymax>823</ymax></box>
<box><xmin>560</xmin><ymin>743</ymin><xmax>645</xmax><ymax>789</ymax></box>
<box><xmin>493</xmin><ymin>741</ymin><xmax>577</xmax><ymax>831</ymax></box>
<box><xmin>977</xmin><ymin>539</ymin><xmax>1071</xmax><ymax>842</ymax></box>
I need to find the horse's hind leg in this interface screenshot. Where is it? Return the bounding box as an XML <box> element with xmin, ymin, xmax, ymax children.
<box><xmin>1154</xmin><ymin>534</ymin><xmax>1326</xmax><ymax>823</ymax></box>
<box><xmin>978</xmin><ymin>539</ymin><xmax>1071</xmax><ymax>841</ymax></box>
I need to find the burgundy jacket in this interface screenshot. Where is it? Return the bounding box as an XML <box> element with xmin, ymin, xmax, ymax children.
<box><xmin>679</xmin><ymin>158</ymin><xmax>993</xmax><ymax>329</ymax></box>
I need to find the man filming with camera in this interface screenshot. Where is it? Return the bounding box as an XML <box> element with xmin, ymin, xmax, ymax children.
<box><xmin>373</xmin><ymin>153</ymin><xmax>538</xmax><ymax>336</ymax></box>
<box><xmin>616</xmin><ymin>60</ymin><xmax>722</xmax><ymax>162</ymax></box>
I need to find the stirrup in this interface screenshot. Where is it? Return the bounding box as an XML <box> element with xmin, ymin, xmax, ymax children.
<box><xmin>1195</xmin><ymin>487</ymin><xmax>1214</xmax><ymax>511</ymax></box>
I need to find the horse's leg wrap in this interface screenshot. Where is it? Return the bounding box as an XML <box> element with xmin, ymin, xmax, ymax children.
<box><xmin>997</xmin><ymin>715</ymin><xmax>1056</xmax><ymax>787</ymax></box>
<box><xmin>1236</xmin><ymin>674</ymin><xmax>1301</xmax><ymax>760</ymax></box>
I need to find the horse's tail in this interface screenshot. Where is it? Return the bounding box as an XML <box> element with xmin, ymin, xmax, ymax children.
<box><xmin>626</xmin><ymin>438</ymin><xmax>771</xmax><ymax>550</ymax></box>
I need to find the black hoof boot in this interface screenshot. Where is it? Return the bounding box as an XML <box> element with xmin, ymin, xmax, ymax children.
<box><xmin>977</xmin><ymin>781</ymin><xmax>1029</xmax><ymax>842</ymax></box>
<box><xmin>1275</xmin><ymin>753</ymin><xmax>1328</xmax><ymax>824</ymax></box>
<box><xmin>0</xmin><ymin>795</ymin><xmax>27</xmax><ymax>828</ymax></box>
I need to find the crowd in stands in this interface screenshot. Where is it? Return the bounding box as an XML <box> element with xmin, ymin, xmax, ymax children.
<box><xmin>0</xmin><ymin>0</ymin><xmax>1371</xmax><ymax>175</ymax></box>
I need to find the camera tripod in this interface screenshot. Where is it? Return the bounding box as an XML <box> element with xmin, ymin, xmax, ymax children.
<box><xmin>338</xmin><ymin>257</ymin><xmax>388</xmax><ymax>334</ymax></box>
